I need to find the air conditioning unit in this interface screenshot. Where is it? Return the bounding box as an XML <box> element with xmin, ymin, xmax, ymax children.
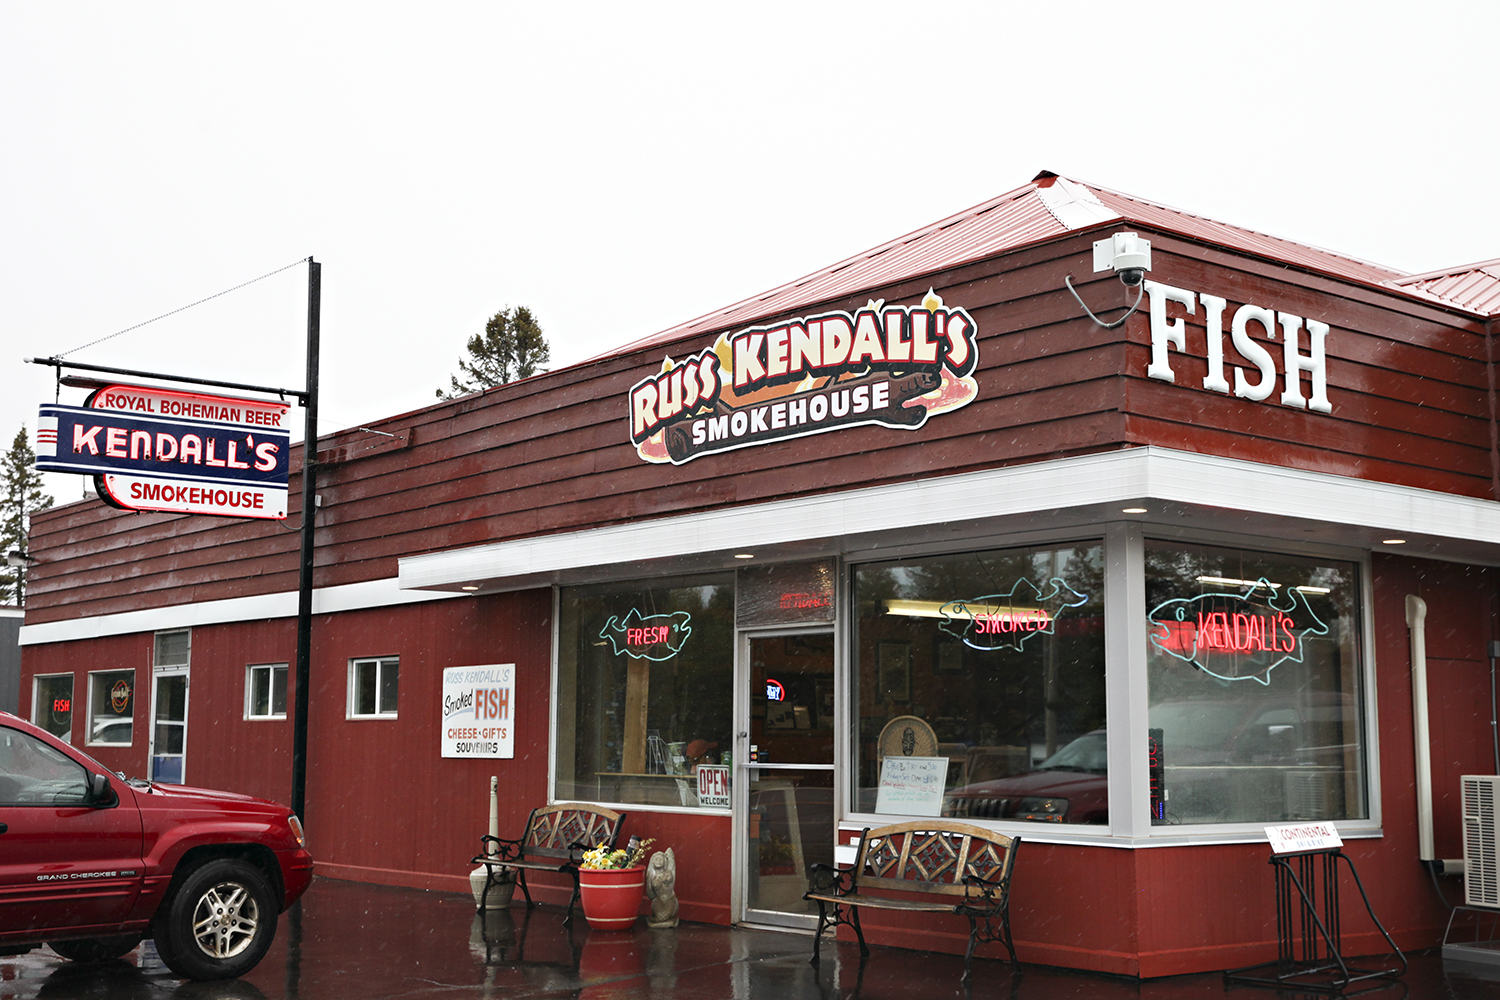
<box><xmin>1462</xmin><ymin>775</ymin><xmax>1500</xmax><ymax>908</ymax></box>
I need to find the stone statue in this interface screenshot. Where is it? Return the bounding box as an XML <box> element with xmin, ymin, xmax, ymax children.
<box><xmin>645</xmin><ymin>848</ymin><xmax>679</xmax><ymax>929</ymax></box>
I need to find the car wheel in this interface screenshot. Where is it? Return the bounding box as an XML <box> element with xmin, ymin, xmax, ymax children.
<box><xmin>47</xmin><ymin>935</ymin><xmax>142</xmax><ymax>963</ymax></box>
<box><xmin>153</xmin><ymin>859</ymin><xmax>278</xmax><ymax>981</ymax></box>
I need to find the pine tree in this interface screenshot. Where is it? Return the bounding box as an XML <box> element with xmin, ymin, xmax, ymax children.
<box><xmin>0</xmin><ymin>425</ymin><xmax>53</xmax><ymax>606</ymax></box>
<box><xmin>437</xmin><ymin>306</ymin><xmax>551</xmax><ymax>400</ymax></box>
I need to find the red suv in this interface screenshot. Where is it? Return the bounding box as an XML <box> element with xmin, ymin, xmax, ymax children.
<box><xmin>0</xmin><ymin>711</ymin><xmax>313</xmax><ymax>980</ymax></box>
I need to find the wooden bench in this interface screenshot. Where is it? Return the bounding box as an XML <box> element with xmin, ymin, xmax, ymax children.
<box><xmin>472</xmin><ymin>803</ymin><xmax>625</xmax><ymax>925</ymax></box>
<box><xmin>804</xmin><ymin>820</ymin><xmax>1020</xmax><ymax>980</ymax></box>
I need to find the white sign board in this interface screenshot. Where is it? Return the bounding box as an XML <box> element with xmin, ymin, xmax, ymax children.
<box><xmin>697</xmin><ymin>764</ymin><xmax>731</xmax><ymax>807</ymax></box>
<box><xmin>1265</xmin><ymin>822</ymin><xmax>1342</xmax><ymax>855</ymax></box>
<box><xmin>875</xmin><ymin>755</ymin><xmax>947</xmax><ymax>816</ymax></box>
<box><xmin>441</xmin><ymin>664</ymin><xmax>515</xmax><ymax>759</ymax></box>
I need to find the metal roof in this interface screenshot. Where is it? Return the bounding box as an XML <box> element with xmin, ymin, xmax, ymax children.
<box><xmin>594</xmin><ymin>173</ymin><xmax>1490</xmax><ymax>363</ymax></box>
<box><xmin>1393</xmin><ymin>259</ymin><xmax>1500</xmax><ymax>315</ymax></box>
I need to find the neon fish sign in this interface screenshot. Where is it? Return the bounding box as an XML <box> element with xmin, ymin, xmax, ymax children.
<box><xmin>1147</xmin><ymin>579</ymin><xmax>1329</xmax><ymax>685</ymax></box>
<box><xmin>939</xmin><ymin>577</ymin><xmax>1089</xmax><ymax>652</ymax></box>
<box><xmin>599</xmin><ymin>608</ymin><xmax>692</xmax><ymax>661</ymax></box>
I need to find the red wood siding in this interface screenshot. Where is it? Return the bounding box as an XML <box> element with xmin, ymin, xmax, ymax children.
<box><xmin>20</xmin><ymin>231</ymin><xmax>1496</xmax><ymax>629</ymax></box>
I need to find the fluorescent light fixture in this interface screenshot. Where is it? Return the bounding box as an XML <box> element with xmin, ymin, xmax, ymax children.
<box><xmin>884</xmin><ymin>599</ymin><xmax>1041</xmax><ymax>620</ymax></box>
<box><xmin>1195</xmin><ymin>575</ymin><xmax>1330</xmax><ymax>595</ymax></box>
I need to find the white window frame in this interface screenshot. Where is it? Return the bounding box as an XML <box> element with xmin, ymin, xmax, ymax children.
<box><xmin>245</xmin><ymin>663</ymin><xmax>288</xmax><ymax>721</ymax></box>
<box><xmin>348</xmin><ymin>656</ymin><xmax>399</xmax><ymax>719</ymax></box>
<box><xmin>85</xmin><ymin>667</ymin><xmax>136</xmax><ymax>747</ymax></box>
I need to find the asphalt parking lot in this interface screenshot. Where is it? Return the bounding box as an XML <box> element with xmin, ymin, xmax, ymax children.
<box><xmin>4</xmin><ymin>876</ymin><xmax>1499</xmax><ymax>999</ymax></box>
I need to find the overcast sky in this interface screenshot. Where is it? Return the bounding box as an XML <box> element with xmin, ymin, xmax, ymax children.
<box><xmin>4</xmin><ymin>2</ymin><xmax>1497</xmax><ymax>505</ymax></box>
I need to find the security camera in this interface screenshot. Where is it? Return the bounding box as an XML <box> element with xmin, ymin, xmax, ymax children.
<box><xmin>1093</xmin><ymin>232</ymin><xmax>1152</xmax><ymax>287</ymax></box>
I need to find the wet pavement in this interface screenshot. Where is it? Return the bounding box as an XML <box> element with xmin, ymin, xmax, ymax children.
<box><xmin>3</xmin><ymin>877</ymin><xmax>1500</xmax><ymax>999</ymax></box>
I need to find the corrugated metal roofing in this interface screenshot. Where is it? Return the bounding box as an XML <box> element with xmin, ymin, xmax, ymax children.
<box><xmin>1393</xmin><ymin>259</ymin><xmax>1500</xmax><ymax>315</ymax></box>
<box><xmin>594</xmin><ymin>173</ymin><xmax>1492</xmax><ymax>364</ymax></box>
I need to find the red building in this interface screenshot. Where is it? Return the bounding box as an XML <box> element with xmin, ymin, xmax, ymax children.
<box><xmin>18</xmin><ymin>172</ymin><xmax>1500</xmax><ymax>977</ymax></box>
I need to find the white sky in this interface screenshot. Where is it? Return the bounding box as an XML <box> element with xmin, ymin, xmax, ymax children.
<box><xmin>4</xmin><ymin>2</ymin><xmax>1498</xmax><ymax>506</ymax></box>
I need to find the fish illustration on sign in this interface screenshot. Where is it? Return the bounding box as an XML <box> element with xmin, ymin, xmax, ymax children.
<box><xmin>599</xmin><ymin>608</ymin><xmax>693</xmax><ymax>661</ymax></box>
<box><xmin>1147</xmin><ymin>578</ymin><xmax>1330</xmax><ymax>685</ymax></box>
<box><xmin>938</xmin><ymin>577</ymin><xmax>1090</xmax><ymax>652</ymax></box>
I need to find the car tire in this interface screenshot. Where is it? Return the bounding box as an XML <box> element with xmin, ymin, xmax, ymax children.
<box><xmin>153</xmin><ymin>859</ymin><xmax>278</xmax><ymax>981</ymax></box>
<box><xmin>47</xmin><ymin>935</ymin><xmax>142</xmax><ymax>963</ymax></box>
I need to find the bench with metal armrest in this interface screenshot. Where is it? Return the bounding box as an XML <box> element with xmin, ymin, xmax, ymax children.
<box><xmin>471</xmin><ymin>802</ymin><xmax>625</xmax><ymax>925</ymax></box>
<box><xmin>804</xmin><ymin>820</ymin><xmax>1020</xmax><ymax>981</ymax></box>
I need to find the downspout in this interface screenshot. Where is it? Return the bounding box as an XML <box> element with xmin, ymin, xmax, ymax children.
<box><xmin>1407</xmin><ymin>593</ymin><xmax>1465</xmax><ymax>874</ymax></box>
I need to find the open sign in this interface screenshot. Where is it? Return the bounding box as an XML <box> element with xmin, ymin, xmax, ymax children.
<box><xmin>697</xmin><ymin>764</ymin><xmax>731</xmax><ymax>807</ymax></box>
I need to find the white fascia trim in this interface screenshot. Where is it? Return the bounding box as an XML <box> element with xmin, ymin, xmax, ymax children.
<box><xmin>398</xmin><ymin>446</ymin><xmax>1500</xmax><ymax>590</ymax></box>
<box><xmin>19</xmin><ymin>577</ymin><xmax>459</xmax><ymax>647</ymax></box>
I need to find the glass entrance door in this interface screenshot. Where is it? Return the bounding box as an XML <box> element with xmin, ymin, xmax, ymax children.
<box><xmin>735</xmin><ymin>631</ymin><xmax>836</xmax><ymax>929</ymax></box>
<box><xmin>150</xmin><ymin>672</ymin><xmax>188</xmax><ymax>783</ymax></box>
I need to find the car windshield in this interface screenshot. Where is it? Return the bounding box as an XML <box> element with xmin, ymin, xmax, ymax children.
<box><xmin>1036</xmin><ymin>731</ymin><xmax>1107</xmax><ymax>772</ymax></box>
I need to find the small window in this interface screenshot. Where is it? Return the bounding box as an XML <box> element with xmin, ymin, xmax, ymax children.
<box><xmin>246</xmin><ymin>664</ymin><xmax>288</xmax><ymax>720</ymax></box>
<box><xmin>32</xmin><ymin>675</ymin><xmax>75</xmax><ymax>742</ymax></box>
<box><xmin>87</xmin><ymin>669</ymin><xmax>135</xmax><ymax>746</ymax></box>
<box><xmin>348</xmin><ymin>657</ymin><xmax>399</xmax><ymax>718</ymax></box>
<box><xmin>154</xmin><ymin>629</ymin><xmax>191</xmax><ymax>669</ymax></box>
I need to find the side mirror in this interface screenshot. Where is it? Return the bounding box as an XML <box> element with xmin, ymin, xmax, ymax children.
<box><xmin>87</xmin><ymin>772</ymin><xmax>115</xmax><ymax>807</ymax></box>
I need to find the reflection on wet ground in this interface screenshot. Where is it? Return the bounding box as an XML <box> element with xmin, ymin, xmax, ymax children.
<box><xmin>3</xmin><ymin>877</ymin><xmax>1500</xmax><ymax>999</ymax></box>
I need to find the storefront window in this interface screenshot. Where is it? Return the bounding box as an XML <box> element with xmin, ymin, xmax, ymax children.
<box><xmin>87</xmin><ymin>669</ymin><xmax>134</xmax><ymax>745</ymax></box>
<box><xmin>556</xmin><ymin>574</ymin><xmax>733</xmax><ymax>809</ymax></box>
<box><xmin>853</xmin><ymin>543</ymin><xmax>1106</xmax><ymax>824</ymax></box>
<box><xmin>32</xmin><ymin>675</ymin><xmax>74</xmax><ymax>742</ymax></box>
<box><xmin>1145</xmin><ymin>541</ymin><xmax>1366</xmax><ymax>826</ymax></box>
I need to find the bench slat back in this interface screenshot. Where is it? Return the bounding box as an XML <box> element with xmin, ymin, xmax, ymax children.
<box><xmin>854</xmin><ymin>821</ymin><xmax>1016</xmax><ymax>898</ymax></box>
<box><xmin>523</xmin><ymin>803</ymin><xmax>624</xmax><ymax>862</ymax></box>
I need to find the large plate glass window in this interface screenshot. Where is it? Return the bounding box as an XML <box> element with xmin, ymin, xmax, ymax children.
<box><xmin>853</xmin><ymin>543</ymin><xmax>1106</xmax><ymax>824</ymax></box>
<box><xmin>1144</xmin><ymin>540</ymin><xmax>1366</xmax><ymax>826</ymax></box>
<box><xmin>87</xmin><ymin>669</ymin><xmax>134</xmax><ymax>745</ymax></box>
<box><xmin>555</xmin><ymin>573</ymin><xmax>733</xmax><ymax>808</ymax></box>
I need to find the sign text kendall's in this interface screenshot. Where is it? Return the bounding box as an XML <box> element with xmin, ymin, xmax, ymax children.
<box><xmin>36</xmin><ymin>384</ymin><xmax>291</xmax><ymax>520</ymax></box>
<box><xmin>628</xmin><ymin>290</ymin><xmax>981</xmax><ymax>465</ymax></box>
<box><xmin>1144</xmin><ymin>281</ymin><xmax>1332</xmax><ymax>413</ymax></box>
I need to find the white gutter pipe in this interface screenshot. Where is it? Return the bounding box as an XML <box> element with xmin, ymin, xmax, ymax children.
<box><xmin>1407</xmin><ymin>594</ymin><xmax>1466</xmax><ymax>874</ymax></box>
<box><xmin>1407</xmin><ymin>595</ymin><xmax>1435</xmax><ymax>863</ymax></box>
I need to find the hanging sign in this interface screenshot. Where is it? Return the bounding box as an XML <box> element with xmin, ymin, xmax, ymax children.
<box><xmin>697</xmin><ymin>764</ymin><xmax>731</xmax><ymax>807</ymax></box>
<box><xmin>441</xmin><ymin>664</ymin><xmax>515</xmax><ymax>759</ymax></box>
<box><xmin>628</xmin><ymin>290</ymin><xmax>980</xmax><ymax>464</ymax></box>
<box><xmin>35</xmin><ymin>383</ymin><xmax>291</xmax><ymax>519</ymax></box>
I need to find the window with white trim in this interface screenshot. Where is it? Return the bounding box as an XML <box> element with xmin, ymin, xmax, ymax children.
<box><xmin>87</xmin><ymin>669</ymin><xmax>135</xmax><ymax>746</ymax></box>
<box><xmin>1144</xmin><ymin>540</ymin><xmax>1367</xmax><ymax>826</ymax></box>
<box><xmin>246</xmin><ymin>663</ymin><xmax>288</xmax><ymax>720</ymax></box>
<box><xmin>348</xmin><ymin>657</ymin><xmax>399</xmax><ymax>718</ymax></box>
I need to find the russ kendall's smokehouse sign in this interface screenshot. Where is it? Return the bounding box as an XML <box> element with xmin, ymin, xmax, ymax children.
<box><xmin>36</xmin><ymin>383</ymin><xmax>291</xmax><ymax>519</ymax></box>
<box><xmin>629</xmin><ymin>290</ymin><xmax>979</xmax><ymax>464</ymax></box>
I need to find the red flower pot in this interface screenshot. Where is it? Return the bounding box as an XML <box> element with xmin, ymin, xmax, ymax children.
<box><xmin>578</xmin><ymin>866</ymin><xmax>645</xmax><ymax>930</ymax></box>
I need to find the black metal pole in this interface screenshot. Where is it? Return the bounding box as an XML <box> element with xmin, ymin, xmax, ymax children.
<box><xmin>291</xmin><ymin>259</ymin><xmax>320</xmax><ymax>823</ymax></box>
